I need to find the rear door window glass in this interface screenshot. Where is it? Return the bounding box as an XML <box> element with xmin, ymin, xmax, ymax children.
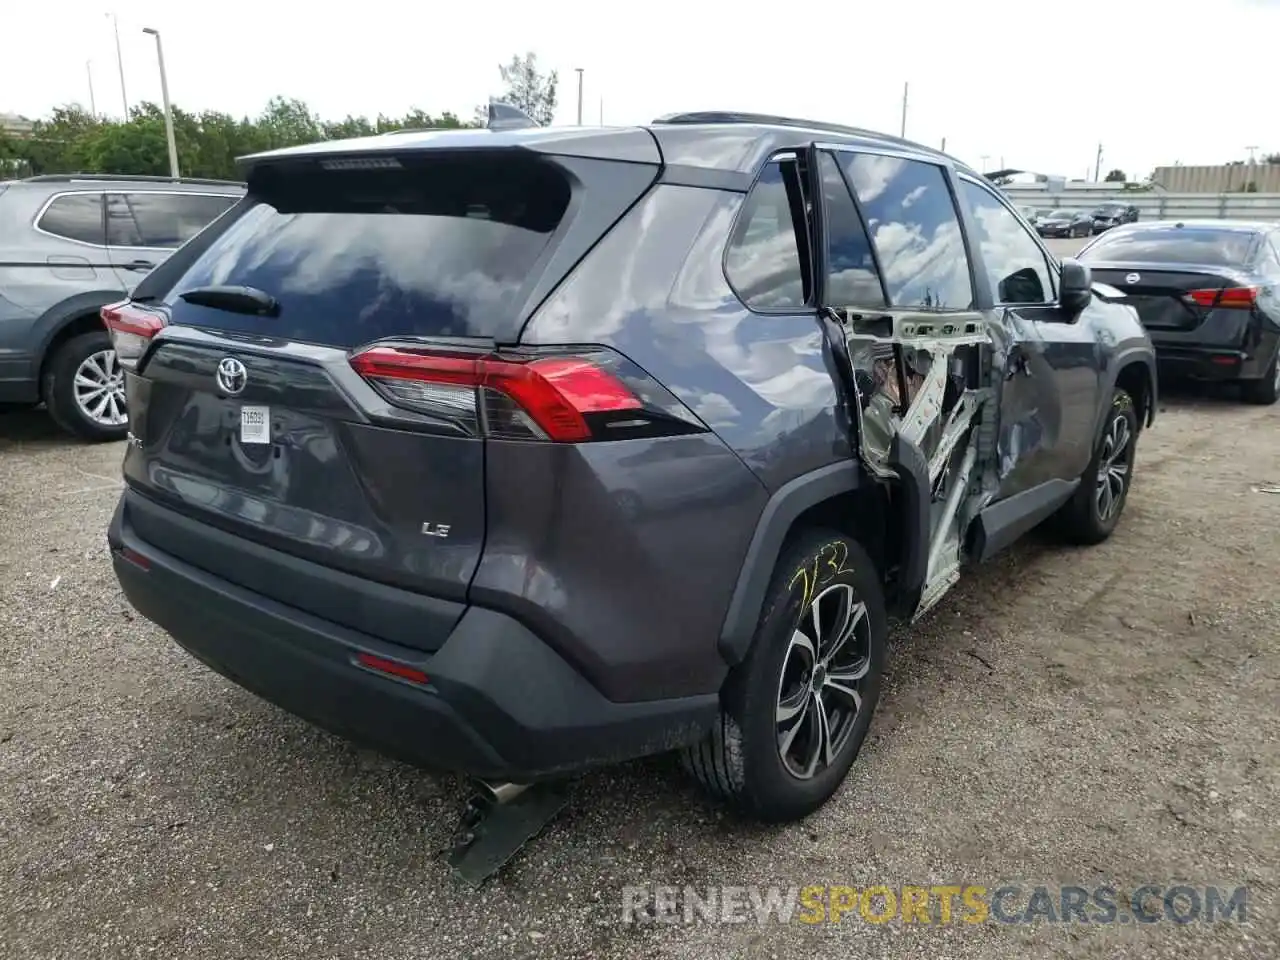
<box><xmin>163</xmin><ymin>156</ymin><xmax>571</xmax><ymax>346</ymax></box>
<box><xmin>837</xmin><ymin>152</ymin><xmax>973</xmax><ymax>311</ymax></box>
<box><xmin>817</xmin><ymin>151</ymin><xmax>886</xmax><ymax>307</ymax></box>
<box><xmin>37</xmin><ymin>194</ymin><xmax>104</xmax><ymax>245</ymax></box>
<box><xmin>108</xmin><ymin>192</ymin><xmax>238</xmax><ymax>248</ymax></box>
<box><xmin>725</xmin><ymin>158</ymin><xmax>809</xmax><ymax>309</ymax></box>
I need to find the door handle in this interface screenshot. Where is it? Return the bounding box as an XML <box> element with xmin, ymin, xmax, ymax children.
<box><xmin>123</xmin><ymin>259</ymin><xmax>154</xmax><ymax>271</ymax></box>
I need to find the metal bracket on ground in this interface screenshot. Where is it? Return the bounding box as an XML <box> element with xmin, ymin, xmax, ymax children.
<box><xmin>446</xmin><ymin>780</ymin><xmax>571</xmax><ymax>887</ymax></box>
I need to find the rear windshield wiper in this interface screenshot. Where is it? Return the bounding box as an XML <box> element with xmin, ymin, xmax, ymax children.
<box><xmin>178</xmin><ymin>285</ymin><xmax>280</xmax><ymax>317</ymax></box>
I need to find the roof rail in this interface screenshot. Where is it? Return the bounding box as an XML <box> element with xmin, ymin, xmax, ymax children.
<box><xmin>21</xmin><ymin>173</ymin><xmax>245</xmax><ymax>187</ymax></box>
<box><xmin>652</xmin><ymin>111</ymin><xmax>938</xmax><ymax>154</ymax></box>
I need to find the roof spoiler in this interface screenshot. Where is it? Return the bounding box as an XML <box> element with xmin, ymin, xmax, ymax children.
<box><xmin>487</xmin><ymin>100</ymin><xmax>541</xmax><ymax>131</ymax></box>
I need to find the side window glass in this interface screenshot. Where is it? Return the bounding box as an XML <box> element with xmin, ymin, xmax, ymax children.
<box><xmin>725</xmin><ymin>159</ymin><xmax>808</xmax><ymax>310</ymax></box>
<box><xmin>119</xmin><ymin>193</ymin><xmax>237</xmax><ymax>248</ymax></box>
<box><xmin>1263</xmin><ymin>238</ymin><xmax>1280</xmax><ymax>277</ymax></box>
<box><xmin>106</xmin><ymin>194</ymin><xmax>143</xmax><ymax>246</ymax></box>
<box><xmin>37</xmin><ymin>194</ymin><xmax>104</xmax><ymax>245</ymax></box>
<box><xmin>838</xmin><ymin>153</ymin><xmax>973</xmax><ymax>311</ymax></box>
<box><xmin>817</xmin><ymin>151</ymin><xmax>886</xmax><ymax>307</ymax></box>
<box><xmin>957</xmin><ymin>179</ymin><xmax>1055</xmax><ymax>305</ymax></box>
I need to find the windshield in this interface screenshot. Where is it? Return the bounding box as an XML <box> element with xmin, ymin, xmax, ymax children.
<box><xmin>1035</xmin><ymin>209</ymin><xmax>1053</xmax><ymax>218</ymax></box>
<box><xmin>161</xmin><ymin>155</ymin><xmax>571</xmax><ymax>347</ymax></box>
<box><xmin>1048</xmin><ymin>209</ymin><xmax>1073</xmax><ymax>219</ymax></box>
<box><xmin>1079</xmin><ymin>227</ymin><xmax>1257</xmax><ymax>267</ymax></box>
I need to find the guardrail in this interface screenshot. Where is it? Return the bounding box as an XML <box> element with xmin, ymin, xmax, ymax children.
<box><xmin>1002</xmin><ymin>187</ymin><xmax>1280</xmax><ymax>223</ymax></box>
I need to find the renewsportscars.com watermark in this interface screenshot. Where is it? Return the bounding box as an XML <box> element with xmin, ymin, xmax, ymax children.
<box><xmin>621</xmin><ymin>884</ymin><xmax>1249</xmax><ymax>926</ymax></box>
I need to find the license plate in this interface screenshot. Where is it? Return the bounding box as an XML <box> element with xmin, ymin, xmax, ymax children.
<box><xmin>240</xmin><ymin>405</ymin><xmax>270</xmax><ymax>444</ymax></box>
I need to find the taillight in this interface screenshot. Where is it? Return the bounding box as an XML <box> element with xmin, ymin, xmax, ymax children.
<box><xmin>349</xmin><ymin>344</ymin><xmax>706</xmax><ymax>443</ymax></box>
<box><xmin>1184</xmin><ymin>287</ymin><xmax>1258</xmax><ymax>310</ymax></box>
<box><xmin>101</xmin><ymin>300</ymin><xmax>167</xmax><ymax>369</ymax></box>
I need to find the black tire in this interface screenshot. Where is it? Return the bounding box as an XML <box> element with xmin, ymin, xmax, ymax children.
<box><xmin>1240</xmin><ymin>351</ymin><xmax>1280</xmax><ymax>406</ymax></box>
<box><xmin>682</xmin><ymin>530</ymin><xmax>887</xmax><ymax>823</ymax></box>
<box><xmin>42</xmin><ymin>330</ymin><xmax>129</xmax><ymax>442</ymax></box>
<box><xmin>1053</xmin><ymin>388</ymin><xmax>1139</xmax><ymax>545</ymax></box>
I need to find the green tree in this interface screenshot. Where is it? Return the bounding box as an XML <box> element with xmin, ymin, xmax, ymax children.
<box><xmin>1104</xmin><ymin>168</ymin><xmax>1127</xmax><ymax>182</ymax></box>
<box><xmin>0</xmin><ymin>96</ymin><xmax>480</xmax><ymax>180</ymax></box>
<box><xmin>495</xmin><ymin>52</ymin><xmax>558</xmax><ymax>125</ymax></box>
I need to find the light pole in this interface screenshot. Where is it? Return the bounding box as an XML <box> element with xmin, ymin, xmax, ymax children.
<box><xmin>575</xmin><ymin>68</ymin><xmax>584</xmax><ymax>125</ymax></box>
<box><xmin>107</xmin><ymin>13</ymin><xmax>128</xmax><ymax>118</ymax></box>
<box><xmin>86</xmin><ymin>61</ymin><xmax>97</xmax><ymax>117</ymax></box>
<box><xmin>899</xmin><ymin>81</ymin><xmax>908</xmax><ymax>137</ymax></box>
<box><xmin>143</xmin><ymin>27</ymin><xmax>180</xmax><ymax>178</ymax></box>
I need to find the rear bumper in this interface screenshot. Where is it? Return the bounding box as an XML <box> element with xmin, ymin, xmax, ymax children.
<box><xmin>108</xmin><ymin>495</ymin><xmax>719</xmax><ymax>781</ymax></box>
<box><xmin>1152</xmin><ymin>330</ymin><xmax>1280</xmax><ymax>382</ymax></box>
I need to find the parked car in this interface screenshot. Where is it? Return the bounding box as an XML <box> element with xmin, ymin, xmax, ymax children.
<box><xmin>0</xmin><ymin>174</ymin><xmax>245</xmax><ymax>440</ymax></box>
<box><xmin>107</xmin><ymin>110</ymin><xmax>1156</xmax><ymax>826</ymax></box>
<box><xmin>1090</xmin><ymin>202</ymin><xmax>1139</xmax><ymax>233</ymax></box>
<box><xmin>1078</xmin><ymin>219</ymin><xmax>1280</xmax><ymax>404</ymax></box>
<box><xmin>1035</xmin><ymin>208</ymin><xmax>1094</xmax><ymax>238</ymax></box>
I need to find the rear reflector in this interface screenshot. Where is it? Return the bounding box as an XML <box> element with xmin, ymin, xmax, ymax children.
<box><xmin>350</xmin><ymin>345</ymin><xmax>644</xmax><ymax>443</ymax></box>
<box><xmin>117</xmin><ymin>547</ymin><xmax>151</xmax><ymax>571</ymax></box>
<box><xmin>102</xmin><ymin>300</ymin><xmax>167</xmax><ymax>369</ymax></box>
<box><xmin>1184</xmin><ymin>287</ymin><xmax>1258</xmax><ymax>309</ymax></box>
<box><xmin>354</xmin><ymin>651</ymin><xmax>430</xmax><ymax>685</ymax></box>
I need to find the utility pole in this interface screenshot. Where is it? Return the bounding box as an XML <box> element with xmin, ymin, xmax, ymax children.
<box><xmin>143</xmin><ymin>27</ymin><xmax>179</xmax><ymax>179</ymax></box>
<box><xmin>940</xmin><ymin>136</ymin><xmax>946</xmax><ymax>152</ymax></box>
<box><xmin>899</xmin><ymin>81</ymin><xmax>908</xmax><ymax>137</ymax></box>
<box><xmin>599</xmin><ymin>97</ymin><xmax>604</xmax><ymax>125</ymax></box>
<box><xmin>575</xmin><ymin>68</ymin><xmax>584</xmax><ymax>125</ymax></box>
<box><xmin>107</xmin><ymin>12</ymin><xmax>128</xmax><ymax>119</ymax></box>
<box><xmin>1093</xmin><ymin>142</ymin><xmax>1103</xmax><ymax>182</ymax></box>
<box><xmin>86</xmin><ymin>61</ymin><xmax>97</xmax><ymax>117</ymax></box>
<box><xmin>979</xmin><ymin>154</ymin><xmax>990</xmax><ymax>173</ymax></box>
<box><xmin>1245</xmin><ymin>145</ymin><xmax>1258</xmax><ymax>164</ymax></box>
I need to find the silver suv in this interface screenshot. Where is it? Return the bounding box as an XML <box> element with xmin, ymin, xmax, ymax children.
<box><xmin>0</xmin><ymin>174</ymin><xmax>244</xmax><ymax>440</ymax></box>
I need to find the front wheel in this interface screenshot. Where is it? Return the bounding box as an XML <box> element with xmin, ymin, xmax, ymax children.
<box><xmin>682</xmin><ymin>530</ymin><xmax>887</xmax><ymax>822</ymax></box>
<box><xmin>42</xmin><ymin>330</ymin><xmax>129</xmax><ymax>442</ymax></box>
<box><xmin>1053</xmin><ymin>388</ymin><xmax>1139</xmax><ymax>545</ymax></box>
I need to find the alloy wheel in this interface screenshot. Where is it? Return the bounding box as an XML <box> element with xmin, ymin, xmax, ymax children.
<box><xmin>1095</xmin><ymin>412</ymin><xmax>1132</xmax><ymax>522</ymax></box>
<box><xmin>775</xmin><ymin>583</ymin><xmax>871</xmax><ymax>780</ymax></box>
<box><xmin>73</xmin><ymin>350</ymin><xmax>128</xmax><ymax>428</ymax></box>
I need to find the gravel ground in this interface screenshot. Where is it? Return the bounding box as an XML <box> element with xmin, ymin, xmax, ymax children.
<box><xmin>1</xmin><ymin>249</ymin><xmax>1276</xmax><ymax>958</ymax></box>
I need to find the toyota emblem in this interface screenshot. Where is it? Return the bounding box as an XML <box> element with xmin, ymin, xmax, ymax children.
<box><xmin>1125</xmin><ymin>273</ymin><xmax>1141</xmax><ymax>284</ymax></box>
<box><xmin>216</xmin><ymin>357</ymin><xmax>248</xmax><ymax>395</ymax></box>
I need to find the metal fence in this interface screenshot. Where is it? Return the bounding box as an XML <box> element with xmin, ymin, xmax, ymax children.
<box><xmin>1002</xmin><ymin>187</ymin><xmax>1280</xmax><ymax>223</ymax></box>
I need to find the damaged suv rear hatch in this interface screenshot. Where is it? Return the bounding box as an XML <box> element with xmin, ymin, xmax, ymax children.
<box><xmin>111</xmin><ymin>133</ymin><xmax>661</xmax><ymax>653</ymax></box>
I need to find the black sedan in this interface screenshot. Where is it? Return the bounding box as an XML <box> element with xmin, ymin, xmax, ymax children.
<box><xmin>1035</xmin><ymin>209</ymin><xmax>1094</xmax><ymax>238</ymax></box>
<box><xmin>1077</xmin><ymin>220</ymin><xmax>1280</xmax><ymax>404</ymax></box>
<box><xmin>1091</xmin><ymin>202</ymin><xmax>1139</xmax><ymax>233</ymax></box>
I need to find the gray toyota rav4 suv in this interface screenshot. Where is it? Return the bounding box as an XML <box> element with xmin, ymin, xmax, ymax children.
<box><xmin>107</xmin><ymin>112</ymin><xmax>1157</xmax><ymax>825</ymax></box>
<box><xmin>0</xmin><ymin>174</ymin><xmax>244</xmax><ymax>440</ymax></box>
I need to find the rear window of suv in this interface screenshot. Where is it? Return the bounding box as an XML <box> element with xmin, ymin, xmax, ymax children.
<box><xmin>163</xmin><ymin>154</ymin><xmax>571</xmax><ymax>347</ymax></box>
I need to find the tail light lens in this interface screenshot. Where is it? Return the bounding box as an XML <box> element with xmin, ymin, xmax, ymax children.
<box><xmin>102</xmin><ymin>300</ymin><xmax>167</xmax><ymax>369</ymax></box>
<box><xmin>349</xmin><ymin>343</ymin><xmax>706</xmax><ymax>443</ymax></box>
<box><xmin>1184</xmin><ymin>287</ymin><xmax>1258</xmax><ymax>310</ymax></box>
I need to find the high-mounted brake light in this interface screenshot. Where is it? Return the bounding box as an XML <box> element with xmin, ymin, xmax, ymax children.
<box><xmin>102</xmin><ymin>300</ymin><xmax>167</xmax><ymax>369</ymax></box>
<box><xmin>350</xmin><ymin>345</ymin><xmax>644</xmax><ymax>443</ymax></box>
<box><xmin>1184</xmin><ymin>286</ymin><xmax>1258</xmax><ymax>310</ymax></box>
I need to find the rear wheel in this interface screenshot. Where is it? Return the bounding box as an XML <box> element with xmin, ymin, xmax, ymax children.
<box><xmin>1053</xmin><ymin>388</ymin><xmax>1138</xmax><ymax>545</ymax></box>
<box><xmin>42</xmin><ymin>331</ymin><xmax>129</xmax><ymax>442</ymax></box>
<box><xmin>1240</xmin><ymin>350</ymin><xmax>1280</xmax><ymax>406</ymax></box>
<box><xmin>682</xmin><ymin>530</ymin><xmax>887</xmax><ymax>822</ymax></box>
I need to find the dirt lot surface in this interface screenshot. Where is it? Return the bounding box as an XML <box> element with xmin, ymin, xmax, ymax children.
<box><xmin>1</xmin><ymin>256</ymin><xmax>1277</xmax><ymax>958</ymax></box>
